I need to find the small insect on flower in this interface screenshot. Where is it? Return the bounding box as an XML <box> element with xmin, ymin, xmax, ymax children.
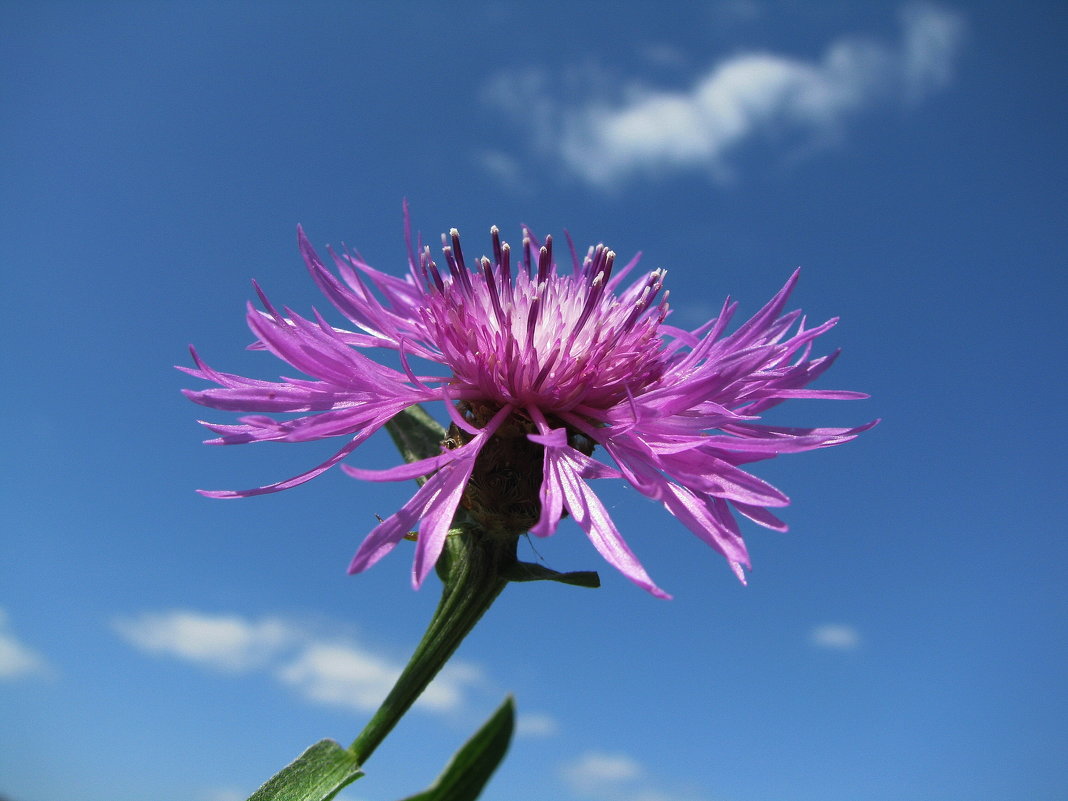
<box><xmin>181</xmin><ymin>205</ymin><xmax>876</xmax><ymax>597</ymax></box>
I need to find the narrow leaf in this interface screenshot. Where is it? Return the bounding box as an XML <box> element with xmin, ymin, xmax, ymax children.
<box><xmin>502</xmin><ymin>560</ymin><xmax>601</xmax><ymax>589</ymax></box>
<box><xmin>246</xmin><ymin>739</ymin><xmax>363</xmax><ymax>801</ymax></box>
<box><xmin>399</xmin><ymin>696</ymin><xmax>515</xmax><ymax>801</ymax></box>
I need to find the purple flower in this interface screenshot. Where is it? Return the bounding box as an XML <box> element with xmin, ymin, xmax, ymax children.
<box><xmin>182</xmin><ymin>208</ymin><xmax>875</xmax><ymax>597</ymax></box>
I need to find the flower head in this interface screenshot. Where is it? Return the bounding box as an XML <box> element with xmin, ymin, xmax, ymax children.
<box><xmin>182</xmin><ymin>206</ymin><xmax>875</xmax><ymax>597</ymax></box>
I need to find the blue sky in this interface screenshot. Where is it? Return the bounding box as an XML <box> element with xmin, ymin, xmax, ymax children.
<box><xmin>2</xmin><ymin>2</ymin><xmax>1066</xmax><ymax>800</ymax></box>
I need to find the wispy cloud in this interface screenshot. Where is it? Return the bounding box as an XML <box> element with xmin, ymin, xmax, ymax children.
<box><xmin>562</xmin><ymin>751</ymin><xmax>645</xmax><ymax>797</ymax></box>
<box><xmin>560</xmin><ymin>751</ymin><xmax>710</xmax><ymax>801</ymax></box>
<box><xmin>809</xmin><ymin>623</ymin><xmax>862</xmax><ymax>650</ymax></box>
<box><xmin>275</xmin><ymin>640</ymin><xmax>403</xmax><ymax>712</ymax></box>
<box><xmin>112</xmin><ymin>611</ymin><xmax>293</xmax><ymax>672</ymax></box>
<box><xmin>0</xmin><ymin>607</ymin><xmax>51</xmax><ymax>679</ymax></box>
<box><xmin>483</xmin><ymin>4</ymin><xmax>965</xmax><ymax>188</ymax></box>
<box><xmin>277</xmin><ymin>641</ymin><xmax>484</xmax><ymax>714</ymax></box>
<box><xmin>515</xmin><ymin>711</ymin><xmax>559</xmax><ymax>738</ymax></box>
<box><xmin>474</xmin><ymin>150</ymin><xmax>528</xmax><ymax>193</ymax></box>
<box><xmin>113</xmin><ymin>610</ymin><xmax>485</xmax><ymax>715</ymax></box>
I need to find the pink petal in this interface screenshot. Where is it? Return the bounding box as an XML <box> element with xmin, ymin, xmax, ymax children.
<box><xmin>551</xmin><ymin>446</ymin><xmax>670</xmax><ymax>599</ymax></box>
<box><xmin>198</xmin><ymin>420</ymin><xmax>386</xmax><ymax>498</ymax></box>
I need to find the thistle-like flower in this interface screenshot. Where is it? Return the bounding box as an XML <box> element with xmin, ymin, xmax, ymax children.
<box><xmin>182</xmin><ymin>208</ymin><xmax>875</xmax><ymax>597</ymax></box>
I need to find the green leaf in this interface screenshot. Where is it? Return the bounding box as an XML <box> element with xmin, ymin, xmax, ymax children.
<box><xmin>385</xmin><ymin>404</ymin><xmax>448</xmax><ymax>479</ymax></box>
<box><xmin>246</xmin><ymin>739</ymin><xmax>363</xmax><ymax>801</ymax></box>
<box><xmin>501</xmin><ymin>560</ymin><xmax>601</xmax><ymax>589</ymax></box>
<box><xmin>399</xmin><ymin>696</ymin><xmax>516</xmax><ymax>801</ymax></box>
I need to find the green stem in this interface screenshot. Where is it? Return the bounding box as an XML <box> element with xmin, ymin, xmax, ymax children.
<box><xmin>348</xmin><ymin>531</ymin><xmax>511</xmax><ymax>764</ymax></box>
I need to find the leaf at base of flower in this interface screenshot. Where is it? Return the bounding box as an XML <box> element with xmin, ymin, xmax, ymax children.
<box><xmin>246</xmin><ymin>739</ymin><xmax>363</xmax><ymax>801</ymax></box>
<box><xmin>398</xmin><ymin>696</ymin><xmax>515</xmax><ymax>801</ymax></box>
<box><xmin>501</xmin><ymin>560</ymin><xmax>601</xmax><ymax>588</ymax></box>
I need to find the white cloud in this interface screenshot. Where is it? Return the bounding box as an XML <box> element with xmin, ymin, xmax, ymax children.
<box><xmin>419</xmin><ymin>660</ymin><xmax>486</xmax><ymax>712</ymax></box>
<box><xmin>484</xmin><ymin>4</ymin><xmax>965</xmax><ymax>187</ymax></box>
<box><xmin>901</xmin><ymin>3</ymin><xmax>965</xmax><ymax>100</ymax></box>
<box><xmin>112</xmin><ymin>610</ymin><xmax>293</xmax><ymax>672</ymax></box>
<box><xmin>0</xmin><ymin>608</ymin><xmax>50</xmax><ymax>679</ymax></box>
<box><xmin>475</xmin><ymin>150</ymin><xmax>527</xmax><ymax>192</ymax></box>
<box><xmin>113</xmin><ymin>609</ymin><xmax>486</xmax><ymax>716</ymax></box>
<box><xmin>275</xmin><ymin>641</ymin><xmax>400</xmax><ymax>712</ymax></box>
<box><xmin>276</xmin><ymin>642</ymin><xmax>484</xmax><ymax>713</ymax></box>
<box><xmin>560</xmin><ymin>750</ymin><xmax>714</xmax><ymax>801</ymax></box>
<box><xmin>562</xmin><ymin>751</ymin><xmax>645</xmax><ymax>797</ymax></box>
<box><xmin>809</xmin><ymin>623</ymin><xmax>861</xmax><ymax>650</ymax></box>
<box><xmin>516</xmin><ymin>711</ymin><xmax>559</xmax><ymax>737</ymax></box>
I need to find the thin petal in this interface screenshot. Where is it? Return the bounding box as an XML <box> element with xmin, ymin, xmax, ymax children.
<box><xmin>348</xmin><ymin>405</ymin><xmax>512</xmax><ymax>584</ymax></box>
<box><xmin>530</xmin><ymin>445</ymin><xmax>565</xmax><ymax>538</ymax></box>
<box><xmin>341</xmin><ymin>449</ymin><xmax>456</xmax><ymax>483</ymax></box>
<box><xmin>197</xmin><ymin>419</ymin><xmax>386</xmax><ymax>498</ymax></box>
<box><xmin>661</xmin><ymin>482</ymin><xmax>752</xmax><ymax>570</ymax></box>
<box><xmin>347</xmin><ymin>472</ymin><xmax>445</xmax><ymax>574</ymax></box>
<box><xmin>732</xmin><ymin>501</ymin><xmax>788</xmax><ymax>532</ymax></box>
<box><xmin>552</xmin><ymin>447</ymin><xmax>670</xmax><ymax>599</ymax></box>
<box><xmin>412</xmin><ymin>455</ymin><xmax>479</xmax><ymax>588</ymax></box>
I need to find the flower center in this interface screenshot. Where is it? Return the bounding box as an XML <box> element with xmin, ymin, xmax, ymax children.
<box><xmin>418</xmin><ymin>228</ymin><xmax>672</xmax><ymax>413</ymax></box>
